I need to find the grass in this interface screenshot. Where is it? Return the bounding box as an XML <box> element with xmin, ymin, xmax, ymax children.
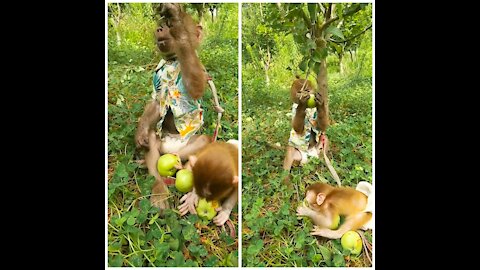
<box><xmin>241</xmin><ymin>71</ymin><xmax>372</xmax><ymax>267</ymax></box>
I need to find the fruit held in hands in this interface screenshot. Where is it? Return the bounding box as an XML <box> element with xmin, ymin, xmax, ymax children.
<box><xmin>157</xmin><ymin>154</ymin><xmax>180</xmax><ymax>177</ymax></box>
<box><xmin>341</xmin><ymin>231</ymin><xmax>362</xmax><ymax>255</ymax></box>
<box><xmin>175</xmin><ymin>169</ymin><xmax>194</xmax><ymax>193</ymax></box>
<box><xmin>196</xmin><ymin>198</ymin><xmax>219</xmax><ymax>221</ymax></box>
<box><xmin>329</xmin><ymin>214</ymin><xmax>340</xmax><ymax>230</ymax></box>
<box><xmin>307</xmin><ymin>94</ymin><xmax>316</xmax><ymax>108</ymax></box>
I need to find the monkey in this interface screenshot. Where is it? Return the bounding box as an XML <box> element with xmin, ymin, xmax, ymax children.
<box><xmin>296</xmin><ymin>181</ymin><xmax>374</xmax><ymax>239</ymax></box>
<box><xmin>134</xmin><ymin>3</ymin><xmax>211</xmax><ymax>210</ymax></box>
<box><xmin>178</xmin><ymin>140</ymin><xmax>239</xmax><ymax>226</ymax></box>
<box><xmin>283</xmin><ymin>75</ymin><xmax>330</xmax><ymax>174</ymax></box>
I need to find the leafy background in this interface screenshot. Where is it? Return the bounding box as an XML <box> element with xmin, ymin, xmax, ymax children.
<box><xmin>242</xmin><ymin>3</ymin><xmax>373</xmax><ymax>267</ymax></box>
<box><xmin>107</xmin><ymin>3</ymin><xmax>238</xmax><ymax>267</ymax></box>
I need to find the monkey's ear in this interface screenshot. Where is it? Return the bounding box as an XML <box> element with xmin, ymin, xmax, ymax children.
<box><xmin>232</xmin><ymin>175</ymin><xmax>238</xmax><ymax>185</ymax></box>
<box><xmin>189</xmin><ymin>155</ymin><xmax>198</xmax><ymax>167</ymax></box>
<box><xmin>316</xmin><ymin>193</ymin><xmax>326</xmax><ymax>205</ymax></box>
<box><xmin>196</xmin><ymin>25</ymin><xmax>203</xmax><ymax>41</ymax></box>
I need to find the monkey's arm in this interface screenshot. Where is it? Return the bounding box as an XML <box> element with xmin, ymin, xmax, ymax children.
<box><xmin>296</xmin><ymin>205</ymin><xmax>332</xmax><ymax>228</ymax></box>
<box><xmin>213</xmin><ymin>187</ymin><xmax>238</xmax><ymax>226</ymax></box>
<box><xmin>135</xmin><ymin>100</ymin><xmax>162</xmax><ymax>148</ymax></box>
<box><xmin>169</xmin><ymin>11</ymin><xmax>206</xmax><ymax>99</ymax></box>
<box><xmin>310</xmin><ymin>212</ymin><xmax>372</xmax><ymax>239</ymax></box>
<box><xmin>314</xmin><ymin>92</ymin><xmax>329</xmax><ymax>132</ymax></box>
<box><xmin>292</xmin><ymin>90</ymin><xmax>310</xmax><ymax>133</ymax></box>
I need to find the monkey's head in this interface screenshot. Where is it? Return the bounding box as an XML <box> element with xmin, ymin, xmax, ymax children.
<box><xmin>155</xmin><ymin>3</ymin><xmax>203</xmax><ymax>58</ymax></box>
<box><xmin>190</xmin><ymin>142</ymin><xmax>238</xmax><ymax>201</ymax></box>
<box><xmin>305</xmin><ymin>183</ymin><xmax>333</xmax><ymax>211</ymax></box>
<box><xmin>291</xmin><ymin>78</ymin><xmax>315</xmax><ymax>103</ymax></box>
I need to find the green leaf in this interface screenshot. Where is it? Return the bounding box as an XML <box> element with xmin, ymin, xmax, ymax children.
<box><xmin>312</xmin><ymin>253</ymin><xmax>322</xmax><ymax>263</ymax></box>
<box><xmin>182</xmin><ymin>224</ymin><xmax>196</xmax><ymax>241</ymax></box>
<box><xmin>137</xmin><ymin>212</ymin><xmax>147</xmax><ymax>224</ymax></box>
<box><xmin>299</xmin><ymin>58</ymin><xmax>308</xmax><ymax>72</ymax></box>
<box><xmin>318</xmin><ymin>245</ymin><xmax>332</xmax><ymax>265</ymax></box>
<box><xmin>149</xmin><ymin>213</ymin><xmax>159</xmax><ymax>225</ymax></box>
<box><xmin>325</xmin><ymin>25</ymin><xmax>345</xmax><ymax>39</ymax></box>
<box><xmin>333</xmin><ymin>254</ymin><xmax>346</xmax><ymax>267</ymax></box>
<box><xmin>129</xmin><ymin>254</ymin><xmax>143</xmax><ymax>267</ymax></box>
<box><xmin>113</xmin><ymin>163</ymin><xmax>129</xmax><ymax>183</ymax></box>
<box><xmin>247</xmin><ymin>239</ymin><xmax>264</xmax><ymax>255</ymax></box>
<box><xmin>154</xmin><ymin>242</ymin><xmax>170</xmax><ymax>260</ymax></box>
<box><xmin>115</xmin><ymin>216</ymin><xmax>127</xmax><ymax>226</ymax></box>
<box><xmin>170</xmin><ymin>251</ymin><xmax>185</xmax><ymax>266</ymax></box>
<box><xmin>127</xmin><ymin>216</ymin><xmax>136</xmax><ymax>226</ymax></box>
<box><xmin>139</xmin><ymin>199</ymin><xmax>151</xmax><ymax>212</ymax></box>
<box><xmin>109</xmin><ymin>255</ymin><xmax>123</xmax><ymax>267</ymax></box>
<box><xmin>204</xmin><ymin>255</ymin><xmax>218</xmax><ymax>267</ymax></box>
<box><xmin>108</xmin><ymin>241</ymin><xmax>121</xmax><ymax>252</ymax></box>
<box><xmin>168</xmin><ymin>238</ymin><xmax>180</xmax><ymax>251</ymax></box>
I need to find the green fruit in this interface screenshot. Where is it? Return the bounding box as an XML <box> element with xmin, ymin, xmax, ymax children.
<box><xmin>157</xmin><ymin>154</ymin><xmax>180</xmax><ymax>177</ymax></box>
<box><xmin>175</xmin><ymin>169</ymin><xmax>194</xmax><ymax>193</ymax></box>
<box><xmin>329</xmin><ymin>214</ymin><xmax>340</xmax><ymax>230</ymax></box>
<box><xmin>341</xmin><ymin>231</ymin><xmax>362</xmax><ymax>255</ymax></box>
<box><xmin>307</xmin><ymin>94</ymin><xmax>316</xmax><ymax>108</ymax></box>
<box><xmin>196</xmin><ymin>198</ymin><xmax>217</xmax><ymax>220</ymax></box>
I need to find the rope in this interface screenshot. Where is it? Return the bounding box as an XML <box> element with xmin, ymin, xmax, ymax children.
<box><xmin>207</xmin><ymin>78</ymin><xmax>224</xmax><ymax>142</ymax></box>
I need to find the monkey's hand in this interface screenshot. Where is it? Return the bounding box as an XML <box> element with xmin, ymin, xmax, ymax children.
<box><xmin>213</xmin><ymin>209</ymin><xmax>231</xmax><ymax>226</ymax></box>
<box><xmin>296</xmin><ymin>205</ymin><xmax>310</xmax><ymax>217</ymax></box>
<box><xmin>160</xmin><ymin>3</ymin><xmax>181</xmax><ymax>20</ymax></box>
<box><xmin>135</xmin><ymin>126</ymin><xmax>149</xmax><ymax>148</ymax></box>
<box><xmin>296</xmin><ymin>90</ymin><xmax>310</xmax><ymax>106</ymax></box>
<box><xmin>178</xmin><ymin>191</ymin><xmax>199</xmax><ymax>216</ymax></box>
<box><xmin>314</xmin><ymin>92</ymin><xmax>324</xmax><ymax>107</ymax></box>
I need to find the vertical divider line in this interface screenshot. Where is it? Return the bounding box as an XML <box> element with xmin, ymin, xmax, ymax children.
<box><xmin>237</xmin><ymin>1</ymin><xmax>243</xmax><ymax>268</ymax></box>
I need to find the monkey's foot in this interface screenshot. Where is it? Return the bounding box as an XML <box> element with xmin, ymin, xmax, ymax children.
<box><xmin>150</xmin><ymin>193</ymin><xmax>170</xmax><ymax>210</ymax></box>
<box><xmin>213</xmin><ymin>210</ymin><xmax>231</xmax><ymax>226</ymax></box>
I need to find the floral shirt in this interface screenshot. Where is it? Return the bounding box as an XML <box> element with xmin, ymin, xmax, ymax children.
<box><xmin>288</xmin><ymin>103</ymin><xmax>321</xmax><ymax>152</ymax></box>
<box><xmin>151</xmin><ymin>59</ymin><xmax>204</xmax><ymax>141</ymax></box>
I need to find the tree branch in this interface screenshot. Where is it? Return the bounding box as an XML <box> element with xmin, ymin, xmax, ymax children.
<box><xmin>319</xmin><ymin>3</ymin><xmax>364</xmax><ymax>33</ymax></box>
<box><xmin>329</xmin><ymin>24</ymin><xmax>372</xmax><ymax>44</ymax></box>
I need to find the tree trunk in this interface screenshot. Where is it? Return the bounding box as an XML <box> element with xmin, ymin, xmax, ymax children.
<box><xmin>315</xmin><ymin>38</ymin><xmax>329</xmax><ymax>131</ymax></box>
<box><xmin>116</xmin><ymin>31</ymin><xmax>121</xmax><ymax>46</ymax></box>
<box><xmin>339</xmin><ymin>53</ymin><xmax>344</xmax><ymax>74</ymax></box>
<box><xmin>264</xmin><ymin>44</ymin><xmax>271</xmax><ymax>85</ymax></box>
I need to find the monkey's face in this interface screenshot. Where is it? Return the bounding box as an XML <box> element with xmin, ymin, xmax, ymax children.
<box><xmin>154</xmin><ymin>25</ymin><xmax>175</xmax><ymax>55</ymax></box>
<box><xmin>305</xmin><ymin>190</ymin><xmax>322</xmax><ymax>211</ymax></box>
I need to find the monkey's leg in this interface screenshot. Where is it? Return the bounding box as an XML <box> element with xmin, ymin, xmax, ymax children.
<box><xmin>311</xmin><ymin>212</ymin><xmax>372</xmax><ymax>239</ymax></box>
<box><xmin>283</xmin><ymin>146</ymin><xmax>302</xmax><ymax>171</ymax></box>
<box><xmin>176</xmin><ymin>135</ymin><xmax>211</xmax><ymax>161</ymax></box>
<box><xmin>146</xmin><ymin>130</ymin><xmax>171</xmax><ymax>210</ymax></box>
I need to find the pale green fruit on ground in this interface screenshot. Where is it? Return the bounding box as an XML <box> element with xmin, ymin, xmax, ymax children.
<box><xmin>341</xmin><ymin>231</ymin><xmax>362</xmax><ymax>255</ymax></box>
<box><xmin>329</xmin><ymin>214</ymin><xmax>340</xmax><ymax>230</ymax></box>
<box><xmin>157</xmin><ymin>154</ymin><xmax>180</xmax><ymax>177</ymax></box>
<box><xmin>196</xmin><ymin>198</ymin><xmax>218</xmax><ymax>220</ymax></box>
<box><xmin>175</xmin><ymin>169</ymin><xmax>194</xmax><ymax>193</ymax></box>
<box><xmin>307</xmin><ymin>94</ymin><xmax>316</xmax><ymax>108</ymax></box>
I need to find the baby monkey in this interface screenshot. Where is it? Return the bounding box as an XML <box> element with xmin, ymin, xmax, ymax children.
<box><xmin>178</xmin><ymin>140</ymin><xmax>239</xmax><ymax>226</ymax></box>
<box><xmin>297</xmin><ymin>182</ymin><xmax>373</xmax><ymax>239</ymax></box>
